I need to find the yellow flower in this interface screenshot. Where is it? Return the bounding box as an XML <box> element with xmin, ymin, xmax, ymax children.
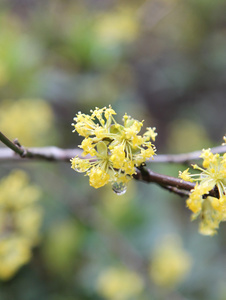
<box><xmin>179</xmin><ymin>148</ymin><xmax>226</xmax><ymax>235</ymax></box>
<box><xmin>144</xmin><ymin>127</ymin><xmax>158</xmax><ymax>142</ymax></box>
<box><xmin>89</xmin><ymin>167</ymin><xmax>110</xmax><ymax>189</ymax></box>
<box><xmin>179</xmin><ymin>168</ymin><xmax>193</xmax><ymax>182</ymax></box>
<box><xmin>198</xmin><ymin>196</ymin><xmax>224</xmax><ymax>236</ymax></box>
<box><xmin>97</xmin><ymin>267</ymin><xmax>144</xmax><ymax>300</ymax></box>
<box><xmin>71</xmin><ymin>106</ymin><xmax>157</xmax><ymax>193</ymax></box>
<box><xmin>79</xmin><ymin>138</ymin><xmax>97</xmax><ymax>157</ymax></box>
<box><xmin>200</xmin><ymin>148</ymin><xmax>218</xmax><ymax>168</ymax></box>
<box><xmin>110</xmin><ymin>145</ymin><xmax>126</xmax><ymax>169</ymax></box>
<box><xmin>150</xmin><ymin>235</ymin><xmax>192</xmax><ymax>288</ymax></box>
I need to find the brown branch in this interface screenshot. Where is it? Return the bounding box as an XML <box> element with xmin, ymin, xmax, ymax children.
<box><xmin>159</xmin><ymin>185</ymin><xmax>191</xmax><ymax>197</ymax></box>
<box><xmin>134</xmin><ymin>167</ymin><xmax>194</xmax><ymax>189</ymax></box>
<box><xmin>0</xmin><ymin>131</ymin><xmax>222</xmax><ymax>197</ymax></box>
<box><xmin>134</xmin><ymin>167</ymin><xmax>219</xmax><ymax>198</ymax></box>
<box><xmin>0</xmin><ymin>146</ymin><xmax>84</xmax><ymax>162</ymax></box>
<box><xmin>0</xmin><ymin>131</ymin><xmax>26</xmax><ymax>157</ymax></box>
<box><xmin>0</xmin><ymin>131</ymin><xmax>84</xmax><ymax>161</ymax></box>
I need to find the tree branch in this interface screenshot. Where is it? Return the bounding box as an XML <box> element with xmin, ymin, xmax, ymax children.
<box><xmin>0</xmin><ymin>131</ymin><xmax>225</xmax><ymax>163</ymax></box>
<box><xmin>0</xmin><ymin>146</ymin><xmax>84</xmax><ymax>162</ymax></box>
<box><xmin>160</xmin><ymin>185</ymin><xmax>191</xmax><ymax>197</ymax></box>
<box><xmin>0</xmin><ymin>132</ymin><xmax>26</xmax><ymax>157</ymax></box>
<box><xmin>0</xmin><ymin>131</ymin><xmax>223</xmax><ymax>197</ymax></box>
<box><xmin>147</xmin><ymin>145</ymin><xmax>226</xmax><ymax>164</ymax></box>
<box><xmin>133</xmin><ymin>167</ymin><xmax>219</xmax><ymax>198</ymax></box>
<box><xmin>0</xmin><ymin>131</ymin><xmax>84</xmax><ymax>161</ymax></box>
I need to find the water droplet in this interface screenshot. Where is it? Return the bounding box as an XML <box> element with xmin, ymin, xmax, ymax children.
<box><xmin>73</xmin><ymin>166</ymin><xmax>89</xmax><ymax>173</ymax></box>
<box><xmin>112</xmin><ymin>182</ymin><xmax>127</xmax><ymax>195</ymax></box>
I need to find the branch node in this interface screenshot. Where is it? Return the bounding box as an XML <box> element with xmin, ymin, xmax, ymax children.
<box><xmin>13</xmin><ymin>138</ymin><xmax>22</xmax><ymax>147</ymax></box>
<box><xmin>13</xmin><ymin>139</ymin><xmax>28</xmax><ymax>158</ymax></box>
<box><xmin>20</xmin><ymin>148</ymin><xmax>28</xmax><ymax>158</ymax></box>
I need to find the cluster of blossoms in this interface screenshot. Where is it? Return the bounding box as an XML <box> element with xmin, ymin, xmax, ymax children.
<box><xmin>179</xmin><ymin>149</ymin><xmax>226</xmax><ymax>235</ymax></box>
<box><xmin>71</xmin><ymin>106</ymin><xmax>157</xmax><ymax>194</ymax></box>
<box><xmin>0</xmin><ymin>170</ymin><xmax>43</xmax><ymax>280</ymax></box>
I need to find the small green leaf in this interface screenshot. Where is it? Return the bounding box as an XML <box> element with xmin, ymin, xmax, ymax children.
<box><xmin>96</xmin><ymin>141</ymin><xmax>108</xmax><ymax>156</ymax></box>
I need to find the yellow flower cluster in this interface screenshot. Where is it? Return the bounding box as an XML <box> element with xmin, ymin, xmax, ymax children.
<box><xmin>0</xmin><ymin>170</ymin><xmax>43</xmax><ymax>280</ymax></box>
<box><xmin>179</xmin><ymin>149</ymin><xmax>226</xmax><ymax>235</ymax></box>
<box><xmin>71</xmin><ymin>106</ymin><xmax>157</xmax><ymax>194</ymax></box>
<box><xmin>97</xmin><ymin>267</ymin><xmax>144</xmax><ymax>300</ymax></box>
<box><xmin>150</xmin><ymin>235</ymin><xmax>192</xmax><ymax>288</ymax></box>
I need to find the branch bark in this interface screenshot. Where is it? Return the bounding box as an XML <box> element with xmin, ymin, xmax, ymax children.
<box><xmin>0</xmin><ymin>131</ymin><xmax>223</xmax><ymax>198</ymax></box>
<box><xmin>0</xmin><ymin>146</ymin><xmax>84</xmax><ymax>162</ymax></box>
<box><xmin>147</xmin><ymin>145</ymin><xmax>226</xmax><ymax>163</ymax></box>
<box><xmin>1</xmin><ymin>130</ymin><xmax>225</xmax><ymax>163</ymax></box>
<box><xmin>133</xmin><ymin>167</ymin><xmax>219</xmax><ymax>198</ymax></box>
<box><xmin>0</xmin><ymin>131</ymin><xmax>84</xmax><ymax>161</ymax></box>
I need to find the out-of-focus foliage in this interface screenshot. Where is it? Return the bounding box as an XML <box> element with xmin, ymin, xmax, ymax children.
<box><xmin>0</xmin><ymin>0</ymin><xmax>226</xmax><ymax>299</ymax></box>
<box><xmin>0</xmin><ymin>14</ymin><xmax>43</xmax><ymax>97</ymax></box>
<box><xmin>42</xmin><ymin>219</ymin><xmax>82</xmax><ymax>276</ymax></box>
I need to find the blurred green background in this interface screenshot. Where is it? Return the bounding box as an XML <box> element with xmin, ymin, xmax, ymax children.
<box><xmin>1</xmin><ymin>0</ymin><xmax>226</xmax><ymax>299</ymax></box>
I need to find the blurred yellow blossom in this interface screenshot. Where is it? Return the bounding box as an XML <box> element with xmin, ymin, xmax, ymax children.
<box><xmin>95</xmin><ymin>8</ymin><xmax>138</xmax><ymax>46</ymax></box>
<box><xmin>71</xmin><ymin>106</ymin><xmax>157</xmax><ymax>194</ymax></box>
<box><xmin>0</xmin><ymin>169</ymin><xmax>41</xmax><ymax>210</ymax></box>
<box><xmin>0</xmin><ymin>99</ymin><xmax>55</xmax><ymax>146</ymax></box>
<box><xmin>150</xmin><ymin>235</ymin><xmax>192</xmax><ymax>288</ymax></box>
<box><xmin>179</xmin><ymin>148</ymin><xmax>226</xmax><ymax>235</ymax></box>
<box><xmin>0</xmin><ymin>236</ymin><xmax>31</xmax><ymax>280</ymax></box>
<box><xmin>0</xmin><ymin>170</ymin><xmax>43</xmax><ymax>280</ymax></box>
<box><xmin>97</xmin><ymin>267</ymin><xmax>144</xmax><ymax>300</ymax></box>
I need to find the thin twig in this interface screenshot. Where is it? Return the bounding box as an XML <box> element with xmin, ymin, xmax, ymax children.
<box><xmin>0</xmin><ymin>146</ymin><xmax>84</xmax><ymax>162</ymax></box>
<box><xmin>148</xmin><ymin>145</ymin><xmax>226</xmax><ymax>164</ymax></box>
<box><xmin>0</xmin><ymin>132</ymin><xmax>25</xmax><ymax>157</ymax></box>
<box><xmin>133</xmin><ymin>167</ymin><xmax>219</xmax><ymax>198</ymax></box>
<box><xmin>160</xmin><ymin>185</ymin><xmax>191</xmax><ymax>197</ymax></box>
<box><xmin>0</xmin><ymin>131</ymin><xmax>84</xmax><ymax>161</ymax></box>
<box><xmin>134</xmin><ymin>167</ymin><xmax>195</xmax><ymax>189</ymax></box>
